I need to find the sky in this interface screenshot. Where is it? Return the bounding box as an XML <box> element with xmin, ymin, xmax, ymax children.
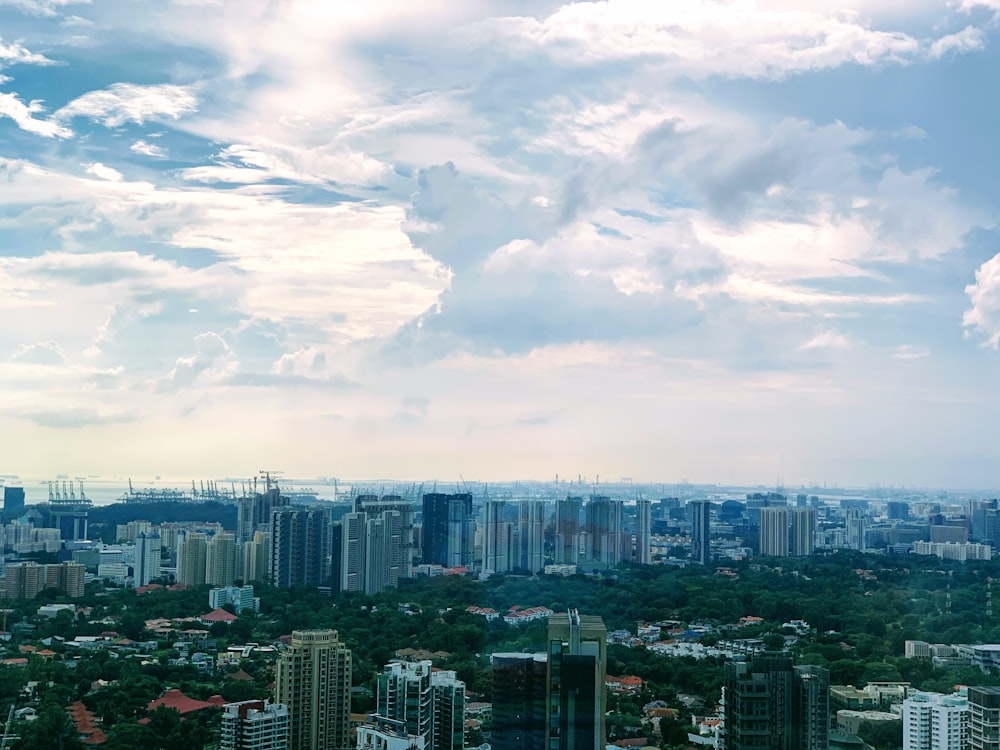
<box><xmin>2</xmin><ymin>0</ymin><xmax>1000</xmax><ymax>489</ymax></box>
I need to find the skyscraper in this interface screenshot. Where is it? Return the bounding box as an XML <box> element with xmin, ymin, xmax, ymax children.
<box><xmin>968</xmin><ymin>686</ymin><xmax>1000</xmax><ymax>750</ymax></box>
<box><xmin>219</xmin><ymin>699</ymin><xmax>290</xmax><ymax>750</ymax></box>
<box><xmin>584</xmin><ymin>496</ymin><xmax>625</xmax><ymax>565</ymax></box>
<box><xmin>483</xmin><ymin>499</ymin><xmax>513</xmax><ymax>575</ymax></box>
<box><xmin>242</xmin><ymin>531</ymin><xmax>271</xmax><ymax>583</ymax></box>
<box><xmin>3</xmin><ymin>487</ymin><xmax>25</xmax><ymax>519</ymax></box>
<box><xmin>421</xmin><ymin>493</ymin><xmax>473</xmax><ymax>568</ymax></box>
<box><xmin>363</xmin><ymin>509</ymin><xmax>403</xmax><ymax>595</ymax></box>
<box><xmin>845</xmin><ymin>507</ymin><xmax>866</xmax><ymax>551</ymax></box>
<box><xmin>134</xmin><ymin>531</ymin><xmax>161</xmax><ymax>587</ymax></box>
<box><xmin>554</xmin><ymin>497</ymin><xmax>583</xmax><ymax>565</ymax></box>
<box><xmin>723</xmin><ymin>655</ymin><xmax>829</xmax><ymax>750</ymax></box>
<box><xmin>546</xmin><ymin>610</ymin><xmax>607</xmax><ymax>750</ymax></box>
<box><xmin>690</xmin><ymin>500</ymin><xmax>711</xmax><ymax>566</ymax></box>
<box><xmin>634</xmin><ymin>499</ymin><xmax>651</xmax><ymax>565</ymax></box>
<box><xmin>515</xmin><ymin>500</ymin><xmax>545</xmax><ymax>574</ymax></box>
<box><xmin>338</xmin><ymin>512</ymin><xmax>365</xmax><ymax>592</ymax></box>
<box><xmin>759</xmin><ymin>507</ymin><xmax>790</xmax><ymax>557</ymax></box>
<box><xmin>274</xmin><ymin>629</ymin><xmax>351</xmax><ymax>750</ymax></box>
<box><xmin>790</xmin><ymin>508</ymin><xmax>816</xmax><ymax>557</ymax></box>
<box><xmin>177</xmin><ymin>532</ymin><xmax>208</xmax><ymax>586</ymax></box>
<box><xmin>270</xmin><ymin>508</ymin><xmax>328</xmax><ymax>588</ymax></box>
<box><xmin>491</xmin><ymin>653</ymin><xmax>547</xmax><ymax>750</ymax></box>
<box><xmin>375</xmin><ymin>660</ymin><xmax>466</xmax><ymax>750</ymax></box>
<box><xmin>206</xmin><ymin>532</ymin><xmax>240</xmax><ymax>587</ymax></box>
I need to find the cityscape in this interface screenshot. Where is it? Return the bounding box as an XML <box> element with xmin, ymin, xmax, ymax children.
<box><xmin>5</xmin><ymin>0</ymin><xmax>1000</xmax><ymax>749</ymax></box>
<box><xmin>0</xmin><ymin>476</ymin><xmax>995</xmax><ymax>748</ymax></box>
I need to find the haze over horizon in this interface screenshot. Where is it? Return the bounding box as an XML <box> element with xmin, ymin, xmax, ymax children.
<box><xmin>3</xmin><ymin>1</ymin><xmax>1000</xmax><ymax>487</ymax></box>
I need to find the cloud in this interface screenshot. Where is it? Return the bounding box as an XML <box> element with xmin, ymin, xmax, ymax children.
<box><xmin>892</xmin><ymin>344</ymin><xmax>931</xmax><ymax>360</ymax></box>
<box><xmin>130</xmin><ymin>140</ymin><xmax>166</xmax><ymax>158</ymax></box>
<box><xmin>57</xmin><ymin>83</ymin><xmax>197</xmax><ymax>127</ymax></box>
<box><xmin>12</xmin><ymin>407</ymin><xmax>131</xmax><ymax>429</ymax></box>
<box><xmin>0</xmin><ymin>0</ymin><xmax>88</xmax><ymax>17</ymax></box>
<box><xmin>85</xmin><ymin>162</ymin><xmax>123</xmax><ymax>182</ymax></box>
<box><xmin>0</xmin><ymin>37</ymin><xmax>55</xmax><ymax>67</ymax></box>
<box><xmin>963</xmin><ymin>252</ymin><xmax>1000</xmax><ymax>347</ymax></box>
<box><xmin>9</xmin><ymin>340</ymin><xmax>64</xmax><ymax>365</ymax></box>
<box><xmin>166</xmin><ymin>331</ymin><xmax>236</xmax><ymax>388</ymax></box>
<box><xmin>0</xmin><ymin>92</ymin><xmax>70</xmax><ymax>138</ymax></box>
<box><xmin>474</xmin><ymin>0</ymin><xmax>982</xmax><ymax>79</ymax></box>
<box><xmin>799</xmin><ymin>329</ymin><xmax>853</xmax><ymax>351</ymax></box>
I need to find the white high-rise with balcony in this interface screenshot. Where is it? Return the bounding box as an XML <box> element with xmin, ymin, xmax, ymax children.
<box><xmin>903</xmin><ymin>691</ymin><xmax>968</xmax><ymax>750</ymax></box>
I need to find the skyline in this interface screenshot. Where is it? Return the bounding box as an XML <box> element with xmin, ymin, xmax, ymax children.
<box><xmin>3</xmin><ymin>1</ymin><xmax>1000</xmax><ymax>486</ymax></box>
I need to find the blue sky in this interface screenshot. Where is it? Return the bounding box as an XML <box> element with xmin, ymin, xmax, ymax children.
<box><xmin>2</xmin><ymin>0</ymin><xmax>1000</xmax><ymax>488</ymax></box>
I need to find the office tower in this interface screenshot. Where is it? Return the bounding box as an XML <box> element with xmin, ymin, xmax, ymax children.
<box><xmin>483</xmin><ymin>500</ymin><xmax>512</xmax><ymax>574</ymax></box>
<box><xmin>515</xmin><ymin>500</ymin><xmax>545</xmax><ymax>574</ymax></box>
<box><xmin>723</xmin><ymin>655</ymin><xmax>829</xmax><ymax>750</ymax></box>
<box><xmin>491</xmin><ymin>653</ymin><xmax>547</xmax><ymax>750</ymax></box>
<box><xmin>690</xmin><ymin>500</ymin><xmax>711</xmax><ymax>566</ymax></box>
<box><xmin>242</xmin><ymin>531</ymin><xmax>271</xmax><ymax>583</ymax></box>
<box><xmin>220</xmin><ymin>699</ymin><xmax>289</xmax><ymax>750</ymax></box>
<box><xmin>177</xmin><ymin>532</ymin><xmax>208</xmax><ymax>586</ymax></box>
<box><xmin>546</xmin><ymin>610</ymin><xmax>607</xmax><ymax>750</ymax></box>
<box><xmin>790</xmin><ymin>508</ymin><xmax>816</xmax><ymax>557</ymax></box>
<box><xmin>845</xmin><ymin>507</ymin><xmax>866</xmax><ymax>550</ymax></box>
<box><xmin>554</xmin><ymin>497</ymin><xmax>583</xmax><ymax>565</ymax></box>
<box><xmin>236</xmin><ymin>496</ymin><xmax>256</xmax><ymax>545</ymax></box>
<box><xmin>355</xmin><ymin>495</ymin><xmax>416</xmax><ymax>580</ymax></box>
<box><xmin>421</xmin><ymin>493</ymin><xmax>473</xmax><ymax>568</ymax></box>
<box><xmin>584</xmin><ymin>496</ymin><xmax>625</xmax><ymax>565</ymax></box>
<box><xmin>887</xmin><ymin>501</ymin><xmax>911</xmax><ymax>521</ymax></box>
<box><xmin>274</xmin><ymin>630</ymin><xmax>351</xmax><ymax>750</ymax></box>
<box><xmin>3</xmin><ymin>487</ymin><xmax>25</xmax><ymax>518</ymax></box>
<box><xmin>134</xmin><ymin>531</ymin><xmax>161</xmax><ymax>587</ymax></box>
<box><xmin>207</xmin><ymin>532</ymin><xmax>240</xmax><ymax>587</ymax></box>
<box><xmin>759</xmin><ymin>507</ymin><xmax>790</xmax><ymax>557</ymax></box>
<box><xmin>969</xmin><ymin>686</ymin><xmax>1000</xmax><ymax>750</ymax></box>
<box><xmin>903</xmin><ymin>691</ymin><xmax>968</xmax><ymax>750</ymax></box>
<box><xmin>270</xmin><ymin>508</ymin><xmax>328</xmax><ymax>589</ymax></box>
<box><xmin>634</xmin><ymin>499</ymin><xmax>651</xmax><ymax>565</ymax></box>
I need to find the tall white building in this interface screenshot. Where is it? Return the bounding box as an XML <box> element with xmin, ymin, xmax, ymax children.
<box><xmin>483</xmin><ymin>500</ymin><xmax>512</xmax><ymax>575</ymax></box>
<box><xmin>219</xmin><ymin>699</ymin><xmax>289</xmax><ymax>750</ymax></box>
<box><xmin>846</xmin><ymin>507</ymin><xmax>867</xmax><ymax>551</ymax></box>
<box><xmin>515</xmin><ymin>501</ymin><xmax>545</xmax><ymax>574</ymax></box>
<box><xmin>206</xmin><ymin>532</ymin><xmax>239</xmax><ymax>587</ymax></box>
<box><xmin>790</xmin><ymin>508</ymin><xmax>816</xmax><ymax>557</ymax></box>
<box><xmin>759</xmin><ymin>507</ymin><xmax>790</xmax><ymax>557</ymax></box>
<box><xmin>903</xmin><ymin>691</ymin><xmax>968</xmax><ymax>750</ymax></box>
<box><xmin>134</xmin><ymin>531</ymin><xmax>161</xmax><ymax>587</ymax></box>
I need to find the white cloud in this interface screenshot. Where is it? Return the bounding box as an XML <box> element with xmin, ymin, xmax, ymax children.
<box><xmin>85</xmin><ymin>162</ymin><xmax>123</xmax><ymax>182</ymax></box>
<box><xmin>799</xmin><ymin>329</ymin><xmax>853</xmax><ymax>350</ymax></box>
<box><xmin>930</xmin><ymin>26</ymin><xmax>985</xmax><ymax>57</ymax></box>
<box><xmin>892</xmin><ymin>344</ymin><xmax>931</xmax><ymax>360</ymax></box>
<box><xmin>0</xmin><ymin>92</ymin><xmax>70</xmax><ymax>137</ymax></box>
<box><xmin>0</xmin><ymin>37</ymin><xmax>55</xmax><ymax>66</ymax></box>
<box><xmin>0</xmin><ymin>0</ymin><xmax>88</xmax><ymax>17</ymax></box>
<box><xmin>130</xmin><ymin>140</ymin><xmax>166</xmax><ymax>158</ymax></box>
<box><xmin>57</xmin><ymin>83</ymin><xmax>197</xmax><ymax>127</ymax></box>
<box><xmin>9</xmin><ymin>340</ymin><xmax>65</xmax><ymax>365</ymax></box>
<box><xmin>475</xmin><ymin>0</ymin><xmax>980</xmax><ymax>79</ymax></box>
<box><xmin>964</xmin><ymin>252</ymin><xmax>1000</xmax><ymax>347</ymax></box>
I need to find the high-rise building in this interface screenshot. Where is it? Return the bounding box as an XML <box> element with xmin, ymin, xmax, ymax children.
<box><xmin>845</xmin><ymin>507</ymin><xmax>867</xmax><ymax>551</ymax></box>
<box><xmin>355</xmin><ymin>495</ymin><xmax>416</xmax><ymax>580</ymax></box>
<box><xmin>903</xmin><ymin>691</ymin><xmax>968</xmax><ymax>750</ymax></box>
<box><xmin>375</xmin><ymin>660</ymin><xmax>465</xmax><ymax>750</ymax></box>
<box><xmin>270</xmin><ymin>508</ymin><xmax>328</xmax><ymax>588</ymax></box>
<box><xmin>759</xmin><ymin>507</ymin><xmax>790</xmax><ymax>557</ymax></box>
<box><xmin>723</xmin><ymin>655</ymin><xmax>829</xmax><ymax>750</ymax></box>
<box><xmin>968</xmin><ymin>686</ymin><xmax>1000</xmax><ymax>750</ymax></box>
<box><xmin>3</xmin><ymin>487</ymin><xmax>25</xmax><ymax>519</ymax></box>
<box><xmin>790</xmin><ymin>508</ymin><xmax>816</xmax><ymax>557</ymax></box>
<box><xmin>483</xmin><ymin>500</ymin><xmax>513</xmax><ymax>574</ymax></box>
<box><xmin>363</xmin><ymin>509</ymin><xmax>403</xmax><ymax>595</ymax></box>
<box><xmin>357</xmin><ymin>715</ymin><xmax>424</xmax><ymax>750</ymax></box>
<box><xmin>220</xmin><ymin>699</ymin><xmax>289</xmax><ymax>750</ymax></box>
<box><xmin>207</xmin><ymin>532</ymin><xmax>240</xmax><ymax>587</ymax></box>
<box><xmin>491</xmin><ymin>653</ymin><xmax>547</xmax><ymax>750</ymax></box>
<box><xmin>338</xmin><ymin>512</ymin><xmax>365</xmax><ymax>592</ymax></box>
<box><xmin>514</xmin><ymin>501</ymin><xmax>545</xmax><ymax>574</ymax></box>
<box><xmin>887</xmin><ymin>501</ymin><xmax>911</xmax><ymax>521</ymax></box>
<box><xmin>421</xmin><ymin>493</ymin><xmax>473</xmax><ymax>568</ymax></box>
<box><xmin>274</xmin><ymin>629</ymin><xmax>351</xmax><ymax>750</ymax></box>
<box><xmin>554</xmin><ymin>497</ymin><xmax>583</xmax><ymax>565</ymax></box>
<box><xmin>134</xmin><ymin>531</ymin><xmax>161</xmax><ymax>587</ymax></box>
<box><xmin>634</xmin><ymin>499</ymin><xmax>651</xmax><ymax>565</ymax></box>
<box><xmin>690</xmin><ymin>500</ymin><xmax>711</xmax><ymax>566</ymax></box>
<box><xmin>584</xmin><ymin>496</ymin><xmax>625</xmax><ymax>565</ymax></box>
<box><xmin>546</xmin><ymin>610</ymin><xmax>607</xmax><ymax>750</ymax></box>
<box><xmin>242</xmin><ymin>531</ymin><xmax>271</xmax><ymax>583</ymax></box>
<box><xmin>177</xmin><ymin>532</ymin><xmax>208</xmax><ymax>586</ymax></box>
<box><xmin>3</xmin><ymin>562</ymin><xmax>85</xmax><ymax>599</ymax></box>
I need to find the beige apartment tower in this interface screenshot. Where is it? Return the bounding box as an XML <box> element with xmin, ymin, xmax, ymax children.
<box><xmin>275</xmin><ymin>629</ymin><xmax>352</xmax><ymax>750</ymax></box>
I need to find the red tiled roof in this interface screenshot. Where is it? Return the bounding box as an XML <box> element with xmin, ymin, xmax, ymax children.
<box><xmin>146</xmin><ymin>689</ymin><xmax>219</xmax><ymax>715</ymax></box>
<box><xmin>200</xmin><ymin>608</ymin><xmax>237</xmax><ymax>623</ymax></box>
<box><xmin>68</xmin><ymin>700</ymin><xmax>106</xmax><ymax>745</ymax></box>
